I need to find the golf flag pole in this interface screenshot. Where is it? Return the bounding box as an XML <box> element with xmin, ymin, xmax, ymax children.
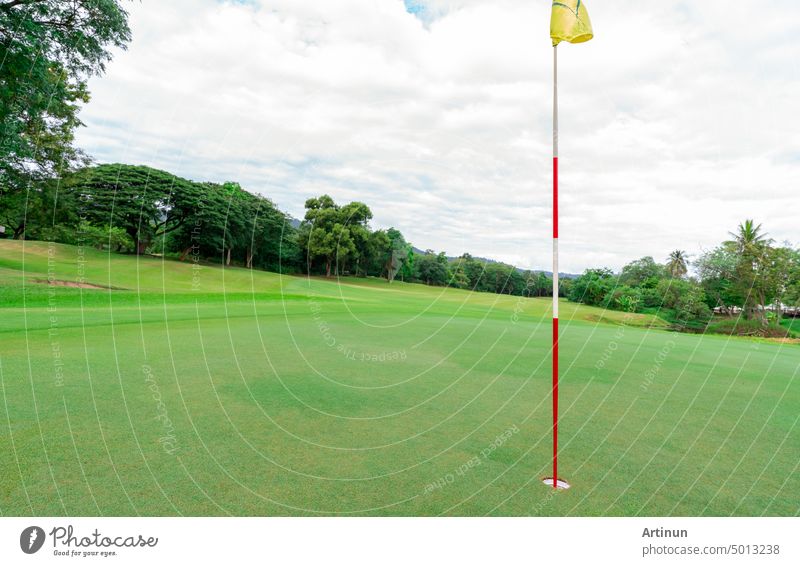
<box><xmin>552</xmin><ymin>41</ymin><xmax>559</xmax><ymax>489</ymax></box>
<box><xmin>546</xmin><ymin>0</ymin><xmax>593</xmax><ymax>491</ymax></box>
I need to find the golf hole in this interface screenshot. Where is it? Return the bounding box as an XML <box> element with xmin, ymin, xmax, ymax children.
<box><xmin>542</xmin><ymin>477</ymin><xmax>571</xmax><ymax>490</ymax></box>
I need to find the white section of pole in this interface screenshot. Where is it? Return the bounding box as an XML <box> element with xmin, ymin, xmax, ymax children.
<box><xmin>553</xmin><ymin>45</ymin><xmax>558</xmax><ymax>158</ymax></box>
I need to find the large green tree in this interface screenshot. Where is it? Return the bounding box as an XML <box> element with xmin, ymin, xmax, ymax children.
<box><xmin>64</xmin><ymin>164</ymin><xmax>203</xmax><ymax>254</ymax></box>
<box><xmin>452</xmin><ymin>253</ymin><xmax>484</xmax><ymax>290</ymax></box>
<box><xmin>166</xmin><ymin>181</ymin><xmax>298</xmax><ymax>271</ymax></box>
<box><xmin>620</xmin><ymin>256</ymin><xmax>665</xmax><ymax>287</ymax></box>
<box><xmin>413</xmin><ymin>250</ymin><xmax>449</xmax><ymax>286</ymax></box>
<box><xmin>243</xmin><ymin>191</ymin><xmax>296</xmax><ymax>271</ymax></box>
<box><xmin>299</xmin><ymin>195</ymin><xmax>372</xmax><ymax>277</ymax></box>
<box><xmin>0</xmin><ymin>0</ymin><xmax>131</xmax><ymax>195</ymax></box>
<box><xmin>364</xmin><ymin>229</ymin><xmax>392</xmax><ymax>278</ymax></box>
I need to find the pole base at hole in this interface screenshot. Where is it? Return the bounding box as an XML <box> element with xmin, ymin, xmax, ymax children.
<box><xmin>542</xmin><ymin>477</ymin><xmax>571</xmax><ymax>490</ymax></box>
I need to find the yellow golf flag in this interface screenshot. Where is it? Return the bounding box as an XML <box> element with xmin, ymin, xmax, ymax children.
<box><xmin>550</xmin><ymin>0</ymin><xmax>593</xmax><ymax>46</ymax></box>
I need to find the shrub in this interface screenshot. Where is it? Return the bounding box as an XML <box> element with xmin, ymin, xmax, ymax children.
<box><xmin>569</xmin><ymin>268</ymin><xmax>616</xmax><ymax>306</ymax></box>
<box><xmin>606</xmin><ymin>286</ymin><xmax>642</xmax><ymax>313</ymax></box>
<box><xmin>40</xmin><ymin>224</ymin><xmax>81</xmax><ymax>245</ymax></box>
<box><xmin>75</xmin><ymin>222</ymin><xmax>134</xmax><ymax>252</ymax></box>
<box><xmin>640</xmin><ymin>287</ymin><xmax>663</xmax><ymax>308</ymax></box>
<box><xmin>674</xmin><ymin>284</ymin><xmax>712</xmax><ymax>327</ymax></box>
<box><xmin>706</xmin><ymin>317</ymin><xmax>789</xmax><ymax>338</ymax></box>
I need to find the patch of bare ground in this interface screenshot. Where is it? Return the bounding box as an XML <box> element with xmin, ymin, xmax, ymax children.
<box><xmin>31</xmin><ymin>278</ymin><xmax>122</xmax><ymax>290</ymax></box>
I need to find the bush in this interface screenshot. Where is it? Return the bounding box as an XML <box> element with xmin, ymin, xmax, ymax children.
<box><xmin>569</xmin><ymin>268</ymin><xmax>616</xmax><ymax>306</ymax></box>
<box><xmin>605</xmin><ymin>286</ymin><xmax>642</xmax><ymax>312</ymax></box>
<box><xmin>707</xmin><ymin>317</ymin><xmax>789</xmax><ymax>338</ymax></box>
<box><xmin>40</xmin><ymin>221</ymin><xmax>133</xmax><ymax>252</ymax></box>
<box><xmin>674</xmin><ymin>284</ymin><xmax>712</xmax><ymax>327</ymax></box>
<box><xmin>40</xmin><ymin>224</ymin><xmax>82</xmax><ymax>245</ymax></box>
<box><xmin>640</xmin><ymin>287</ymin><xmax>663</xmax><ymax>308</ymax></box>
<box><xmin>77</xmin><ymin>222</ymin><xmax>134</xmax><ymax>252</ymax></box>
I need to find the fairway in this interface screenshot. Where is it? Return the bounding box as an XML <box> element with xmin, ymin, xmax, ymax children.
<box><xmin>1</xmin><ymin>240</ymin><xmax>798</xmax><ymax>516</ymax></box>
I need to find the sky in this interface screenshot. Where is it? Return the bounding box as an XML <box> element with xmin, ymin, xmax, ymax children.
<box><xmin>75</xmin><ymin>0</ymin><xmax>800</xmax><ymax>273</ymax></box>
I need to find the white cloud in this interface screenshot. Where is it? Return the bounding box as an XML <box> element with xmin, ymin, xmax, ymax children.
<box><xmin>76</xmin><ymin>0</ymin><xmax>800</xmax><ymax>272</ymax></box>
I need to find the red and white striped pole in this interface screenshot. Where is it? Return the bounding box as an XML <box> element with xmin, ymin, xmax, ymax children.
<box><xmin>551</xmin><ymin>43</ymin><xmax>560</xmax><ymax>490</ymax></box>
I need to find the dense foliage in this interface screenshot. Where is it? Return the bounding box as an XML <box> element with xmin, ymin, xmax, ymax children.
<box><xmin>1</xmin><ymin>0</ymin><xmax>131</xmax><ymax>196</ymax></box>
<box><xmin>566</xmin><ymin>226</ymin><xmax>800</xmax><ymax>336</ymax></box>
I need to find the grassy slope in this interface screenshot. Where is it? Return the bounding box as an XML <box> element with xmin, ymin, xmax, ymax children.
<box><xmin>0</xmin><ymin>240</ymin><xmax>798</xmax><ymax>517</ymax></box>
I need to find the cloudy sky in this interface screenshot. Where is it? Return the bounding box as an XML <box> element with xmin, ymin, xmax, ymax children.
<box><xmin>75</xmin><ymin>0</ymin><xmax>800</xmax><ymax>273</ymax></box>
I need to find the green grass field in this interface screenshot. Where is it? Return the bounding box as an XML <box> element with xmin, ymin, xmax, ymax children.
<box><xmin>1</xmin><ymin>240</ymin><xmax>798</xmax><ymax>516</ymax></box>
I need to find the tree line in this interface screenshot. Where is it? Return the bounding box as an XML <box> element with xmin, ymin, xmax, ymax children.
<box><xmin>3</xmin><ymin>160</ymin><xmax>800</xmax><ymax>339</ymax></box>
<box><xmin>567</xmin><ymin>222</ymin><xmax>800</xmax><ymax>336</ymax></box>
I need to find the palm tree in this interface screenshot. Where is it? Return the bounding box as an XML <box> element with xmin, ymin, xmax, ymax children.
<box><xmin>666</xmin><ymin>250</ymin><xmax>688</xmax><ymax>278</ymax></box>
<box><xmin>726</xmin><ymin>219</ymin><xmax>769</xmax><ymax>254</ymax></box>
<box><xmin>725</xmin><ymin>220</ymin><xmax>773</xmax><ymax>322</ymax></box>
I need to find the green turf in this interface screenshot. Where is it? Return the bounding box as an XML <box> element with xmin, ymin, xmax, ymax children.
<box><xmin>1</xmin><ymin>240</ymin><xmax>798</xmax><ymax>516</ymax></box>
<box><xmin>781</xmin><ymin>317</ymin><xmax>800</xmax><ymax>336</ymax></box>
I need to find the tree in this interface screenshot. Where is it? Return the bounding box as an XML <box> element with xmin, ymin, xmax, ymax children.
<box><xmin>1</xmin><ymin>0</ymin><xmax>131</xmax><ymax>194</ymax></box>
<box><xmin>535</xmin><ymin>271</ymin><xmax>552</xmax><ymax>297</ymax></box>
<box><xmin>300</xmin><ymin>195</ymin><xmax>369</xmax><ymax>277</ymax></box>
<box><xmin>0</xmin><ymin>164</ymin><xmax>82</xmax><ymax>241</ymax></box>
<box><xmin>64</xmin><ymin>164</ymin><xmax>203</xmax><ymax>254</ymax></box>
<box><xmin>759</xmin><ymin>245</ymin><xmax>798</xmax><ymax>320</ymax></box>
<box><xmin>620</xmin><ymin>256</ymin><xmax>665</xmax><ymax>287</ymax></box>
<box><xmin>481</xmin><ymin>262</ymin><xmax>524</xmax><ymax>295</ymax></box>
<box><xmin>449</xmin><ymin>260</ymin><xmax>471</xmax><ymax>289</ymax></box>
<box><xmin>334</xmin><ymin>200</ymin><xmax>373</xmax><ymax>275</ymax></box>
<box><xmin>246</xmin><ymin>195</ymin><xmax>295</xmax><ymax>271</ymax></box>
<box><xmin>0</xmin><ymin>187</ymin><xmax>37</xmax><ymax>238</ymax></box>
<box><xmin>165</xmin><ymin>181</ymin><xmax>299</xmax><ymax>271</ymax></box>
<box><xmin>413</xmin><ymin>250</ymin><xmax>449</xmax><ymax>286</ymax></box>
<box><xmin>169</xmin><ymin>182</ymin><xmax>229</xmax><ymax>262</ymax></box>
<box><xmin>453</xmin><ymin>253</ymin><xmax>485</xmax><ymax>291</ymax></box>
<box><xmin>655</xmin><ymin>278</ymin><xmax>712</xmax><ymax>327</ymax></box>
<box><xmin>568</xmin><ymin>268</ymin><xmax>616</xmax><ymax>306</ymax></box>
<box><xmin>218</xmin><ymin>182</ymin><xmax>251</xmax><ymax>266</ymax></box>
<box><xmin>666</xmin><ymin>250</ymin><xmax>688</xmax><ymax>279</ymax></box>
<box><xmin>725</xmin><ymin>220</ymin><xmax>773</xmax><ymax>322</ymax></box>
<box><xmin>783</xmin><ymin>248</ymin><xmax>800</xmax><ymax>307</ymax></box>
<box><xmin>673</xmin><ymin>283</ymin><xmax>712</xmax><ymax>328</ymax></box>
<box><xmin>364</xmin><ymin>229</ymin><xmax>392</xmax><ymax>277</ymax></box>
<box><xmin>558</xmin><ymin>277</ymin><xmax>573</xmax><ymax>298</ymax></box>
<box><xmin>695</xmin><ymin>245</ymin><xmax>741</xmax><ymax>312</ymax></box>
<box><xmin>385</xmin><ymin>227</ymin><xmax>413</xmax><ymax>282</ymax></box>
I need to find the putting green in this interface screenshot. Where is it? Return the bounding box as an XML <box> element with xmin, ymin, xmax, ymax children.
<box><xmin>1</xmin><ymin>240</ymin><xmax>798</xmax><ymax>516</ymax></box>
